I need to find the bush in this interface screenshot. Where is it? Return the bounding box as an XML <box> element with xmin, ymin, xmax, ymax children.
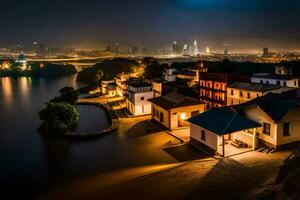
<box><xmin>39</xmin><ymin>102</ymin><xmax>79</xmax><ymax>134</ymax></box>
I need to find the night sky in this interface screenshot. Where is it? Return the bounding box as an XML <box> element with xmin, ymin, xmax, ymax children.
<box><xmin>1</xmin><ymin>0</ymin><xmax>300</xmax><ymax>51</ymax></box>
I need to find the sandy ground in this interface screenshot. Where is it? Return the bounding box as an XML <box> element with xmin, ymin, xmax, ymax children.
<box><xmin>77</xmin><ymin>150</ymin><xmax>291</xmax><ymax>200</ymax></box>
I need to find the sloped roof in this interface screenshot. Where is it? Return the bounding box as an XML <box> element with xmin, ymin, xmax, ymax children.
<box><xmin>228</xmin><ymin>82</ymin><xmax>281</xmax><ymax>92</ymax></box>
<box><xmin>148</xmin><ymin>92</ymin><xmax>203</xmax><ymax>110</ymax></box>
<box><xmin>188</xmin><ymin>108</ymin><xmax>261</xmax><ymax>136</ymax></box>
<box><xmin>252</xmin><ymin>73</ymin><xmax>299</xmax><ymax>80</ymax></box>
<box><xmin>232</xmin><ymin>93</ymin><xmax>300</xmax><ymax>123</ymax></box>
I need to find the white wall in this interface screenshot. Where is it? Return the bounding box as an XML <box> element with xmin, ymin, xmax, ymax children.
<box><xmin>231</xmin><ymin>131</ymin><xmax>253</xmax><ymax>147</ymax></box>
<box><xmin>277</xmin><ymin>107</ymin><xmax>300</xmax><ymax>146</ymax></box>
<box><xmin>126</xmin><ymin>91</ymin><xmax>154</xmax><ymax>116</ymax></box>
<box><xmin>190</xmin><ymin>124</ymin><xmax>218</xmax><ymax>152</ymax></box>
<box><xmin>251</xmin><ymin>77</ymin><xmax>299</xmax><ymax>88</ymax></box>
<box><xmin>243</xmin><ymin>106</ymin><xmax>277</xmax><ymax>146</ymax></box>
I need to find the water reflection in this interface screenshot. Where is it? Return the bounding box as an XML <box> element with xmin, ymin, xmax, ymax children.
<box><xmin>19</xmin><ymin>77</ymin><xmax>31</xmax><ymax>107</ymax></box>
<box><xmin>1</xmin><ymin>77</ymin><xmax>13</xmax><ymax>106</ymax></box>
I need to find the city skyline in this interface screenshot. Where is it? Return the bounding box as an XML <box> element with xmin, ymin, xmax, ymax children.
<box><xmin>1</xmin><ymin>0</ymin><xmax>300</xmax><ymax>52</ymax></box>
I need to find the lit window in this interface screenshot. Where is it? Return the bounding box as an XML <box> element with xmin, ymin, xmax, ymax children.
<box><xmin>180</xmin><ymin>113</ymin><xmax>186</xmax><ymax>120</ymax></box>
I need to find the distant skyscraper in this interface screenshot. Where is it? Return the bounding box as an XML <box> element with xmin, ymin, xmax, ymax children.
<box><xmin>183</xmin><ymin>44</ymin><xmax>189</xmax><ymax>55</ymax></box>
<box><xmin>193</xmin><ymin>40</ymin><xmax>199</xmax><ymax>55</ymax></box>
<box><xmin>263</xmin><ymin>48</ymin><xmax>269</xmax><ymax>57</ymax></box>
<box><xmin>205</xmin><ymin>47</ymin><xmax>210</xmax><ymax>54</ymax></box>
<box><xmin>224</xmin><ymin>44</ymin><xmax>229</xmax><ymax>56</ymax></box>
<box><xmin>172</xmin><ymin>41</ymin><xmax>179</xmax><ymax>54</ymax></box>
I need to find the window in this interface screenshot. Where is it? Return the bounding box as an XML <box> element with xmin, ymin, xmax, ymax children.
<box><xmin>247</xmin><ymin>92</ymin><xmax>251</xmax><ymax>99</ymax></box>
<box><xmin>294</xmin><ymin>81</ymin><xmax>297</xmax><ymax>86</ymax></box>
<box><xmin>141</xmin><ymin>97</ymin><xmax>144</xmax><ymax>100</ymax></box>
<box><xmin>201</xmin><ymin>130</ymin><xmax>206</xmax><ymax>141</ymax></box>
<box><xmin>283</xmin><ymin>81</ymin><xmax>287</xmax><ymax>87</ymax></box>
<box><xmin>239</xmin><ymin>91</ymin><xmax>243</xmax><ymax>97</ymax></box>
<box><xmin>191</xmin><ymin>110</ymin><xmax>200</xmax><ymax>117</ymax></box>
<box><xmin>283</xmin><ymin>123</ymin><xmax>290</xmax><ymax>136</ymax></box>
<box><xmin>263</xmin><ymin>123</ymin><xmax>271</xmax><ymax>135</ymax></box>
<box><xmin>276</xmin><ymin>81</ymin><xmax>280</xmax><ymax>86</ymax></box>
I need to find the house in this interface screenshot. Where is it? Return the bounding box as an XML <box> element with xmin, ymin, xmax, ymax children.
<box><xmin>115</xmin><ymin>72</ymin><xmax>136</xmax><ymax>96</ymax></box>
<box><xmin>163</xmin><ymin>60</ymin><xmax>207</xmax><ymax>83</ymax></box>
<box><xmin>148</xmin><ymin>92</ymin><xmax>205</xmax><ymax>130</ymax></box>
<box><xmin>227</xmin><ymin>82</ymin><xmax>294</xmax><ymax>105</ymax></box>
<box><xmin>189</xmin><ymin>108</ymin><xmax>261</xmax><ymax>156</ymax></box>
<box><xmin>125</xmin><ymin>82</ymin><xmax>154</xmax><ymax>116</ymax></box>
<box><xmin>106</xmin><ymin>83</ymin><xmax>117</xmax><ymax>97</ymax></box>
<box><xmin>275</xmin><ymin>65</ymin><xmax>293</xmax><ymax>76</ymax></box>
<box><xmin>176</xmin><ymin>69</ymin><xmax>199</xmax><ymax>87</ymax></box>
<box><xmin>251</xmin><ymin>73</ymin><xmax>300</xmax><ymax>88</ymax></box>
<box><xmin>199</xmin><ymin>72</ymin><xmax>250</xmax><ymax>109</ymax></box>
<box><xmin>163</xmin><ymin>67</ymin><xmax>177</xmax><ymax>82</ymax></box>
<box><xmin>189</xmin><ymin>93</ymin><xmax>300</xmax><ymax>156</ymax></box>
<box><xmin>101</xmin><ymin>80</ymin><xmax>116</xmax><ymax>96</ymax></box>
<box><xmin>176</xmin><ymin>61</ymin><xmax>207</xmax><ymax>84</ymax></box>
<box><xmin>152</xmin><ymin>78</ymin><xmax>166</xmax><ymax>97</ymax></box>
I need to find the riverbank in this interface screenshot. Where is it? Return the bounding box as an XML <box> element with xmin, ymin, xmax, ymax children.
<box><xmin>62</xmin><ymin>101</ymin><xmax>119</xmax><ymax>140</ymax></box>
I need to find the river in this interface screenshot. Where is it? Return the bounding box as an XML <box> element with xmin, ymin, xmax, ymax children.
<box><xmin>0</xmin><ymin>76</ymin><xmax>111</xmax><ymax>197</ymax></box>
<box><xmin>0</xmin><ymin>75</ymin><xmax>177</xmax><ymax>199</ymax></box>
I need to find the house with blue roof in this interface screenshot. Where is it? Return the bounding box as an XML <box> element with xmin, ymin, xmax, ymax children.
<box><xmin>188</xmin><ymin>93</ymin><xmax>300</xmax><ymax>157</ymax></box>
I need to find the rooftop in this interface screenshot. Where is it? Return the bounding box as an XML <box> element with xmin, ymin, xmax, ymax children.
<box><xmin>148</xmin><ymin>92</ymin><xmax>203</xmax><ymax>110</ymax></box>
<box><xmin>252</xmin><ymin>73</ymin><xmax>299</xmax><ymax>80</ymax></box>
<box><xmin>176</xmin><ymin>70</ymin><xmax>197</xmax><ymax>76</ymax></box>
<box><xmin>232</xmin><ymin>93</ymin><xmax>300</xmax><ymax>123</ymax></box>
<box><xmin>188</xmin><ymin>108</ymin><xmax>261</xmax><ymax>136</ymax></box>
<box><xmin>127</xmin><ymin>82</ymin><xmax>152</xmax><ymax>88</ymax></box>
<box><xmin>228</xmin><ymin>82</ymin><xmax>281</xmax><ymax>92</ymax></box>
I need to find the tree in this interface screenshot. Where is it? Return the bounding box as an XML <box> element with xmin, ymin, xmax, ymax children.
<box><xmin>143</xmin><ymin>60</ymin><xmax>168</xmax><ymax>79</ymax></box>
<box><xmin>39</xmin><ymin>102</ymin><xmax>79</xmax><ymax>134</ymax></box>
<box><xmin>51</xmin><ymin>86</ymin><xmax>79</xmax><ymax>105</ymax></box>
<box><xmin>77</xmin><ymin>58</ymin><xmax>141</xmax><ymax>84</ymax></box>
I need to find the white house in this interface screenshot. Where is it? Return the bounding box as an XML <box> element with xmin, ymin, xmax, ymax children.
<box><xmin>227</xmin><ymin>82</ymin><xmax>294</xmax><ymax>106</ymax></box>
<box><xmin>251</xmin><ymin>73</ymin><xmax>299</xmax><ymax>88</ymax></box>
<box><xmin>115</xmin><ymin>72</ymin><xmax>137</xmax><ymax>96</ymax></box>
<box><xmin>125</xmin><ymin>82</ymin><xmax>154</xmax><ymax>116</ymax></box>
<box><xmin>148</xmin><ymin>92</ymin><xmax>205</xmax><ymax>130</ymax></box>
<box><xmin>163</xmin><ymin>68</ymin><xmax>177</xmax><ymax>82</ymax></box>
<box><xmin>189</xmin><ymin>93</ymin><xmax>300</xmax><ymax>156</ymax></box>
